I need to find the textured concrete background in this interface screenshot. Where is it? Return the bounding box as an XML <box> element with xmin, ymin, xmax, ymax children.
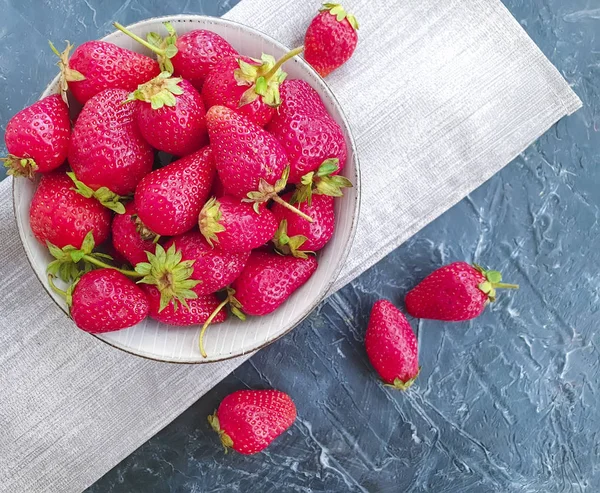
<box><xmin>1</xmin><ymin>0</ymin><xmax>598</xmax><ymax>491</ymax></box>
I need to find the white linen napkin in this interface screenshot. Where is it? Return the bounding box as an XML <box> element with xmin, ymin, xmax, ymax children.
<box><xmin>0</xmin><ymin>0</ymin><xmax>580</xmax><ymax>491</ymax></box>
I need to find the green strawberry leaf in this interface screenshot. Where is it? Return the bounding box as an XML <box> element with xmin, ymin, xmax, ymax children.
<box><xmin>486</xmin><ymin>270</ymin><xmax>502</xmax><ymax>284</ymax></box>
<box><xmin>164</xmin><ymin>43</ymin><xmax>178</xmax><ymax>58</ymax></box>
<box><xmin>135</xmin><ymin>244</ymin><xmax>200</xmax><ymax>312</ymax></box>
<box><xmin>68</xmin><ymin>173</ymin><xmax>127</xmax><ymax>214</ymax></box>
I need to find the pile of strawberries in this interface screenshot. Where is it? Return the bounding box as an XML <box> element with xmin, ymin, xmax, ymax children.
<box><xmin>3</xmin><ymin>3</ymin><xmax>520</xmax><ymax>456</ymax></box>
<box><xmin>3</xmin><ymin>4</ymin><xmax>360</xmax><ymax>357</ymax></box>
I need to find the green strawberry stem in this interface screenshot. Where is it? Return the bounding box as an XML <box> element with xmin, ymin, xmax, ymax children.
<box><xmin>199</xmin><ymin>298</ymin><xmax>230</xmax><ymax>358</ymax></box>
<box><xmin>493</xmin><ymin>282</ymin><xmax>519</xmax><ymax>289</ymax></box>
<box><xmin>47</xmin><ymin>274</ymin><xmax>75</xmax><ymax>307</ymax></box>
<box><xmin>272</xmin><ymin>195</ymin><xmax>313</xmax><ymax>223</ymax></box>
<box><xmin>83</xmin><ymin>255</ymin><xmax>143</xmax><ymax>278</ymax></box>
<box><xmin>262</xmin><ymin>46</ymin><xmax>304</xmax><ymax>82</ymax></box>
<box><xmin>113</xmin><ymin>22</ymin><xmax>164</xmax><ymax>55</ymax></box>
<box><xmin>199</xmin><ymin>287</ymin><xmax>246</xmax><ymax>358</ymax></box>
<box><xmin>473</xmin><ymin>264</ymin><xmax>519</xmax><ymax>302</ymax></box>
<box><xmin>47</xmin><ymin>274</ymin><xmax>68</xmax><ymax>300</ymax></box>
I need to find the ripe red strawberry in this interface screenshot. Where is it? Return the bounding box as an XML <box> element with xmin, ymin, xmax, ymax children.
<box><xmin>134</xmin><ymin>243</ymin><xmax>201</xmax><ymax>312</ymax></box>
<box><xmin>405</xmin><ymin>262</ymin><xmax>519</xmax><ymax>321</ymax></box>
<box><xmin>203</xmin><ymin>56</ymin><xmax>274</xmax><ymax>127</ymax></box>
<box><xmin>2</xmin><ymin>95</ymin><xmax>70</xmax><ymax>178</ymax></box>
<box><xmin>202</xmin><ymin>47</ymin><xmax>303</xmax><ymax>127</ymax></box>
<box><xmin>143</xmin><ymin>285</ymin><xmax>226</xmax><ymax>326</ymax></box>
<box><xmin>69</xmin><ymin>88</ymin><xmax>153</xmax><ymax>196</ymax></box>
<box><xmin>50</xmin><ymin>40</ymin><xmax>160</xmax><ymax>105</ymax></box>
<box><xmin>67</xmin><ymin>269</ymin><xmax>149</xmax><ymax>333</ymax></box>
<box><xmin>266</xmin><ymin>80</ymin><xmax>347</xmax><ymax>183</ymax></box>
<box><xmin>206</xmin><ymin>105</ymin><xmax>287</xmax><ymax>197</ymax></box>
<box><xmin>199</xmin><ymin>196</ymin><xmax>278</xmax><ymax>253</ymax></box>
<box><xmin>208</xmin><ymin>389</ymin><xmax>296</xmax><ymax>455</ymax></box>
<box><xmin>304</xmin><ymin>3</ymin><xmax>359</xmax><ymax>77</ymax></box>
<box><xmin>365</xmin><ymin>300</ymin><xmax>419</xmax><ymax>390</ymax></box>
<box><xmin>134</xmin><ymin>147</ymin><xmax>215</xmax><ymax>237</ymax></box>
<box><xmin>111</xmin><ymin>202</ymin><xmax>157</xmax><ymax>266</ymax></box>
<box><xmin>231</xmin><ymin>251</ymin><xmax>318</xmax><ymax>316</ymax></box>
<box><xmin>272</xmin><ymin>193</ymin><xmax>334</xmax><ymax>256</ymax></box>
<box><xmin>29</xmin><ymin>172</ymin><xmax>111</xmax><ymax>249</ymax></box>
<box><xmin>165</xmin><ymin>231</ymin><xmax>250</xmax><ymax>295</ymax></box>
<box><xmin>114</xmin><ymin>22</ymin><xmax>238</xmax><ymax>91</ymax></box>
<box><xmin>206</xmin><ymin>106</ymin><xmax>312</xmax><ymax>222</ymax></box>
<box><xmin>126</xmin><ymin>73</ymin><xmax>208</xmax><ymax>156</ymax></box>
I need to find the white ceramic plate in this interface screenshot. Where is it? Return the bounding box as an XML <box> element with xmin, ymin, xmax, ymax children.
<box><xmin>13</xmin><ymin>15</ymin><xmax>360</xmax><ymax>363</ymax></box>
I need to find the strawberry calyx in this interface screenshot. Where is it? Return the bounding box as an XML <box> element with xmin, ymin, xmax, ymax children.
<box><xmin>1</xmin><ymin>155</ymin><xmax>38</xmax><ymax>179</ymax></box>
<box><xmin>46</xmin><ymin>231</ymin><xmax>140</xmax><ymax>283</ymax></box>
<box><xmin>135</xmin><ymin>243</ymin><xmax>200</xmax><ymax>312</ymax></box>
<box><xmin>292</xmin><ymin>158</ymin><xmax>353</xmax><ymax>206</ymax></box>
<box><xmin>67</xmin><ymin>172</ymin><xmax>127</xmax><ymax>214</ymax></box>
<box><xmin>48</xmin><ymin>41</ymin><xmax>86</xmax><ymax>105</ymax></box>
<box><xmin>321</xmin><ymin>3</ymin><xmax>359</xmax><ymax>30</ymax></box>
<box><xmin>113</xmin><ymin>21</ymin><xmax>178</xmax><ymax>73</ymax></box>
<box><xmin>244</xmin><ymin>167</ymin><xmax>314</xmax><ymax>223</ymax></box>
<box><xmin>384</xmin><ymin>368</ymin><xmax>421</xmax><ymax>391</ymax></box>
<box><xmin>207</xmin><ymin>412</ymin><xmax>234</xmax><ymax>452</ymax></box>
<box><xmin>124</xmin><ymin>72</ymin><xmax>184</xmax><ymax>109</ymax></box>
<box><xmin>133</xmin><ymin>216</ymin><xmax>161</xmax><ymax>243</ymax></box>
<box><xmin>272</xmin><ymin>220</ymin><xmax>312</xmax><ymax>259</ymax></box>
<box><xmin>199</xmin><ymin>287</ymin><xmax>245</xmax><ymax>358</ymax></box>
<box><xmin>234</xmin><ymin>46</ymin><xmax>304</xmax><ymax>108</ymax></box>
<box><xmin>199</xmin><ymin>197</ymin><xmax>226</xmax><ymax>247</ymax></box>
<box><xmin>473</xmin><ymin>264</ymin><xmax>519</xmax><ymax>303</ymax></box>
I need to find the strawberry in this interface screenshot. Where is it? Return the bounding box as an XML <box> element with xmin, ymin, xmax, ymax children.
<box><xmin>202</xmin><ymin>47</ymin><xmax>303</xmax><ymax>127</ymax></box>
<box><xmin>2</xmin><ymin>95</ymin><xmax>70</xmax><ymax>178</ymax></box>
<box><xmin>113</xmin><ymin>22</ymin><xmax>238</xmax><ymax>91</ymax></box>
<box><xmin>111</xmin><ymin>202</ymin><xmax>157</xmax><ymax>266</ymax></box>
<box><xmin>208</xmin><ymin>389</ymin><xmax>296</xmax><ymax>455</ymax></box>
<box><xmin>50</xmin><ymin>40</ymin><xmax>160</xmax><ymax>105</ymax></box>
<box><xmin>304</xmin><ymin>3</ymin><xmax>359</xmax><ymax>77</ymax></box>
<box><xmin>48</xmin><ymin>269</ymin><xmax>149</xmax><ymax>333</ymax></box>
<box><xmin>272</xmin><ymin>79</ymin><xmax>330</xmax><ymax>118</ymax></box>
<box><xmin>365</xmin><ymin>300</ymin><xmax>419</xmax><ymax>390</ymax></box>
<box><xmin>231</xmin><ymin>251</ymin><xmax>318</xmax><ymax>316</ymax></box>
<box><xmin>126</xmin><ymin>73</ymin><xmax>208</xmax><ymax>156</ymax></box>
<box><xmin>272</xmin><ymin>193</ymin><xmax>334</xmax><ymax>256</ymax></box>
<box><xmin>134</xmin><ymin>243</ymin><xmax>201</xmax><ymax>312</ymax></box>
<box><xmin>266</xmin><ymin>80</ymin><xmax>347</xmax><ymax>183</ymax></box>
<box><xmin>143</xmin><ymin>285</ymin><xmax>226</xmax><ymax>326</ymax></box>
<box><xmin>165</xmin><ymin>231</ymin><xmax>249</xmax><ymax>296</ymax></box>
<box><xmin>29</xmin><ymin>172</ymin><xmax>111</xmax><ymax>250</ymax></box>
<box><xmin>199</xmin><ymin>196</ymin><xmax>278</xmax><ymax>253</ymax></box>
<box><xmin>134</xmin><ymin>147</ymin><xmax>215</xmax><ymax>237</ymax></box>
<box><xmin>206</xmin><ymin>106</ymin><xmax>312</xmax><ymax>222</ymax></box>
<box><xmin>405</xmin><ymin>262</ymin><xmax>519</xmax><ymax>321</ymax></box>
<box><xmin>206</xmin><ymin>105</ymin><xmax>286</xmax><ymax>196</ymax></box>
<box><xmin>69</xmin><ymin>88</ymin><xmax>153</xmax><ymax>196</ymax></box>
